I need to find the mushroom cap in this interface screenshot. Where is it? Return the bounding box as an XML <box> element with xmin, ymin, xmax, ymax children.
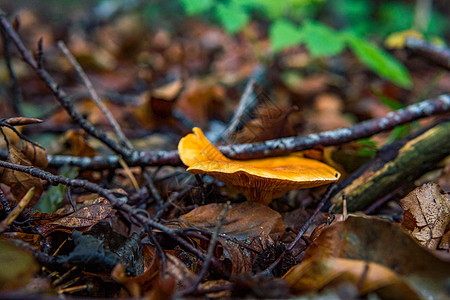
<box><xmin>178</xmin><ymin>127</ymin><xmax>340</xmax><ymax>205</ymax></box>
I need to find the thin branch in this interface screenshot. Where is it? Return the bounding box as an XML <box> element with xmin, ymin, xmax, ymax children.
<box><xmin>0</xmin><ymin>187</ymin><xmax>34</xmax><ymax>233</ymax></box>
<box><xmin>0</xmin><ymin>13</ymin><xmax>133</xmax><ymax>158</ymax></box>
<box><xmin>8</xmin><ymin>94</ymin><xmax>445</xmax><ymax>170</ymax></box>
<box><xmin>0</xmin><ymin>159</ymin><xmax>217</xmax><ymax>266</ymax></box>
<box><xmin>57</xmin><ymin>41</ymin><xmax>133</xmax><ymax>150</ymax></box>
<box><xmin>287</xmin><ymin>184</ymin><xmax>337</xmax><ymax>251</ymax></box>
<box><xmin>221</xmin><ymin>94</ymin><xmax>450</xmax><ymax>159</ymax></box>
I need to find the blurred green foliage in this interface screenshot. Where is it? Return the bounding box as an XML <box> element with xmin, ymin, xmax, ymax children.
<box><xmin>175</xmin><ymin>0</ymin><xmax>448</xmax><ymax>88</ymax></box>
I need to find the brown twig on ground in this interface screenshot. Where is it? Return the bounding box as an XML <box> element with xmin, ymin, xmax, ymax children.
<box><xmin>1</xmin><ymin>12</ymin><xmax>449</xmax><ymax>170</ymax></box>
<box><xmin>0</xmin><ymin>187</ymin><xmax>34</xmax><ymax>233</ymax></box>
<box><xmin>3</xmin><ymin>94</ymin><xmax>445</xmax><ymax>170</ymax></box>
<box><xmin>0</xmin><ymin>13</ymin><xmax>133</xmax><ymax>159</ymax></box>
<box><xmin>0</xmin><ymin>159</ymin><xmax>211</xmax><ymax>264</ymax></box>
<box><xmin>178</xmin><ymin>202</ymin><xmax>230</xmax><ymax>296</ymax></box>
<box><xmin>287</xmin><ymin>184</ymin><xmax>337</xmax><ymax>251</ymax></box>
<box><xmin>405</xmin><ymin>37</ymin><xmax>450</xmax><ymax>70</ymax></box>
<box><xmin>57</xmin><ymin>41</ymin><xmax>133</xmax><ymax>150</ymax></box>
<box><xmin>221</xmin><ymin>94</ymin><xmax>450</xmax><ymax>160</ymax></box>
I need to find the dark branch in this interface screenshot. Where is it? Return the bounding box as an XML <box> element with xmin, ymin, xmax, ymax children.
<box><xmin>0</xmin><ymin>13</ymin><xmax>133</xmax><ymax>158</ymax></box>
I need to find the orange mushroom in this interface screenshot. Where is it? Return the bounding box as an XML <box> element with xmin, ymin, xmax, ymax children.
<box><xmin>178</xmin><ymin>127</ymin><xmax>340</xmax><ymax>205</ymax></box>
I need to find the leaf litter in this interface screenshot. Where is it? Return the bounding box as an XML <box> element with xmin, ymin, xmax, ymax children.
<box><xmin>0</xmin><ymin>2</ymin><xmax>449</xmax><ymax>299</ymax></box>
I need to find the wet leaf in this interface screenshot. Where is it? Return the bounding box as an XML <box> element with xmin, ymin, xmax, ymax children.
<box><xmin>303</xmin><ymin>216</ymin><xmax>450</xmax><ymax>299</ymax></box>
<box><xmin>0</xmin><ymin>239</ymin><xmax>38</xmax><ymax>290</ymax></box>
<box><xmin>58</xmin><ymin>222</ymin><xmax>143</xmax><ymax>275</ymax></box>
<box><xmin>400</xmin><ymin>183</ymin><xmax>450</xmax><ymax>249</ymax></box>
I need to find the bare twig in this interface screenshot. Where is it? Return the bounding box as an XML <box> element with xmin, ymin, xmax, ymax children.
<box><xmin>143</xmin><ymin>170</ymin><xmax>163</xmax><ymax>207</ymax></box>
<box><xmin>0</xmin><ymin>159</ymin><xmax>219</xmax><ymax>267</ymax></box>
<box><xmin>0</xmin><ymin>13</ymin><xmax>133</xmax><ymax>158</ymax></box>
<box><xmin>57</xmin><ymin>41</ymin><xmax>133</xmax><ymax>150</ymax></box>
<box><xmin>0</xmin><ymin>187</ymin><xmax>34</xmax><ymax>233</ymax></box>
<box><xmin>287</xmin><ymin>184</ymin><xmax>338</xmax><ymax>251</ymax></box>
<box><xmin>219</xmin><ymin>79</ymin><xmax>259</xmax><ymax>142</ymax></box>
<box><xmin>2</xmin><ymin>94</ymin><xmax>444</xmax><ymax>170</ymax></box>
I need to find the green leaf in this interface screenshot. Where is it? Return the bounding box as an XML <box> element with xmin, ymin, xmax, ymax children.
<box><xmin>179</xmin><ymin>0</ymin><xmax>214</xmax><ymax>15</ymax></box>
<box><xmin>215</xmin><ymin>2</ymin><xmax>250</xmax><ymax>34</ymax></box>
<box><xmin>300</xmin><ymin>21</ymin><xmax>346</xmax><ymax>57</ymax></box>
<box><xmin>269</xmin><ymin>19</ymin><xmax>304</xmax><ymax>52</ymax></box>
<box><xmin>35</xmin><ymin>165</ymin><xmax>78</xmax><ymax>213</ymax></box>
<box><xmin>346</xmin><ymin>34</ymin><xmax>412</xmax><ymax>88</ymax></box>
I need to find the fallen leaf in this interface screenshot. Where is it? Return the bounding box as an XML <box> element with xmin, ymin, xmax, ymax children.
<box><xmin>400</xmin><ymin>183</ymin><xmax>450</xmax><ymax>249</ymax></box>
<box><xmin>60</xmin><ymin>129</ymin><xmax>97</xmax><ymax>157</ymax></box>
<box><xmin>0</xmin><ymin>146</ymin><xmax>44</xmax><ymax>206</ymax></box>
<box><xmin>36</xmin><ymin>198</ymin><xmax>114</xmax><ymax>236</ymax></box>
<box><xmin>0</xmin><ymin>239</ymin><xmax>38</xmax><ymax>291</ymax></box>
<box><xmin>303</xmin><ymin>215</ymin><xmax>450</xmax><ymax>299</ymax></box>
<box><xmin>176</xmin><ymin>79</ymin><xmax>226</xmax><ymax>126</ymax></box>
<box><xmin>284</xmin><ymin>258</ymin><xmax>420</xmax><ymax>299</ymax></box>
<box><xmin>179</xmin><ymin>201</ymin><xmax>285</xmax><ymax>241</ymax></box>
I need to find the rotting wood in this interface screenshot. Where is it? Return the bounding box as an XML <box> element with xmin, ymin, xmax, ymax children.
<box><xmin>330</xmin><ymin>120</ymin><xmax>450</xmax><ymax>212</ymax></box>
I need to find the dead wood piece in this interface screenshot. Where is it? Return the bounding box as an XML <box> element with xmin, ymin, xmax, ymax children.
<box><xmin>330</xmin><ymin>120</ymin><xmax>450</xmax><ymax>212</ymax></box>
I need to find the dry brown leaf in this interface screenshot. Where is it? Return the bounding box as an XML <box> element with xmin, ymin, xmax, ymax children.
<box><xmin>61</xmin><ymin>129</ymin><xmax>96</xmax><ymax>157</ymax></box>
<box><xmin>36</xmin><ymin>198</ymin><xmax>114</xmax><ymax>236</ymax></box>
<box><xmin>175</xmin><ymin>79</ymin><xmax>226</xmax><ymax>126</ymax></box>
<box><xmin>284</xmin><ymin>258</ymin><xmax>420</xmax><ymax>299</ymax></box>
<box><xmin>20</xmin><ymin>140</ymin><xmax>48</xmax><ymax>168</ymax></box>
<box><xmin>178</xmin><ymin>202</ymin><xmax>285</xmax><ymax>277</ymax></box>
<box><xmin>0</xmin><ymin>146</ymin><xmax>43</xmax><ymax>206</ymax></box>
<box><xmin>3</xmin><ymin>117</ymin><xmax>43</xmax><ymax>126</ymax></box>
<box><xmin>233</xmin><ymin>104</ymin><xmax>297</xmax><ymax>143</ymax></box>
<box><xmin>152</xmin><ymin>79</ymin><xmax>183</xmax><ymax>100</ymax></box>
<box><xmin>179</xmin><ymin>202</ymin><xmax>285</xmax><ymax>242</ymax></box>
<box><xmin>305</xmin><ymin>94</ymin><xmax>352</xmax><ymax>133</ymax></box>
<box><xmin>400</xmin><ymin>183</ymin><xmax>450</xmax><ymax>249</ymax></box>
<box><xmin>302</xmin><ymin>215</ymin><xmax>450</xmax><ymax>299</ymax></box>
